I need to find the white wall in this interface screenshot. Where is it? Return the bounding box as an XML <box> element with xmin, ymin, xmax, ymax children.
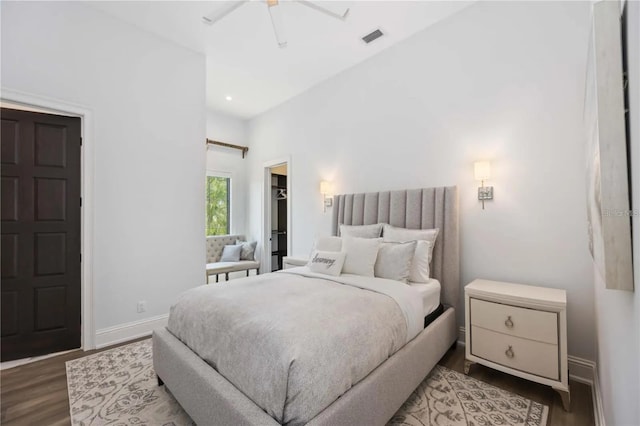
<box><xmin>593</xmin><ymin>1</ymin><xmax>640</xmax><ymax>424</ymax></box>
<box><xmin>246</xmin><ymin>1</ymin><xmax>596</xmax><ymax>360</ymax></box>
<box><xmin>206</xmin><ymin>109</ymin><xmax>249</xmax><ymax>235</ymax></box>
<box><xmin>1</xmin><ymin>2</ymin><xmax>206</xmax><ymax>332</ymax></box>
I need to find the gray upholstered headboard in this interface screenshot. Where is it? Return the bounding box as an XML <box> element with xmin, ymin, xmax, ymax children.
<box><xmin>332</xmin><ymin>186</ymin><xmax>460</xmax><ymax>312</ymax></box>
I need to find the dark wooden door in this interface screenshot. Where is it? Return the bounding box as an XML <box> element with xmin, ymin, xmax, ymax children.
<box><xmin>1</xmin><ymin>108</ymin><xmax>81</xmax><ymax>361</ymax></box>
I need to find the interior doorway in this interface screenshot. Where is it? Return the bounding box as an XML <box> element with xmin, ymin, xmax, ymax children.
<box><xmin>1</xmin><ymin>107</ymin><xmax>82</xmax><ymax>361</ymax></box>
<box><xmin>262</xmin><ymin>158</ymin><xmax>291</xmax><ymax>272</ymax></box>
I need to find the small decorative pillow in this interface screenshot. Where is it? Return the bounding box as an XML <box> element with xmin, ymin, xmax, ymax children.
<box><xmin>341</xmin><ymin>237</ymin><xmax>382</xmax><ymax>277</ymax></box>
<box><xmin>307</xmin><ymin>250</ymin><xmax>346</xmax><ymax>276</ymax></box>
<box><xmin>374</xmin><ymin>241</ymin><xmax>417</xmax><ymax>283</ymax></box>
<box><xmin>236</xmin><ymin>240</ymin><xmax>257</xmax><ymax>260</ymax></box>
<box><xmin>339</xmin><ymin>223</ymin><xmax>383</xmax><ymax>238</ymax></box>
<box><xmin>220</xmin><ymin>244</ymin><xmax>242</xmax><ymax>262</ymax></box>
<box><xmin>312</xmin><ymin>236</ymin><xmax>342</xmax><ymax>252</ymax></box>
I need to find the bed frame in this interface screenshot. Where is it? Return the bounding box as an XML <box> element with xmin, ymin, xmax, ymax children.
<box><xmin>153</xmin><ymin>186</ymin><xmax>459</xmax><ymax>425</ymax></box>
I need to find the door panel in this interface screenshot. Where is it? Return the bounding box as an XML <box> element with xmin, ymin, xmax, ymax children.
<box><xmin>1</xmin><ymin>234</ymin><xmax>19</xmax><ymax>278</ymax></box>
<box><xmin>1</xmin><ymin>291</ymin><xmax>19</xmax><ymax>337</ymax></box>
<box><xmin>1</xmin><ymin>119</ymin><xmax>19</xmax><ymax>164</ymax></box>
<box><xmin>35</xmin><ymin>177</ymin><xmax>67</xmax><ymax>221</ymax></box>
<box><xmin>35</xmin><ymin>123</ymin><xmax>67</xmax><ymax>168</ymax></box>
<box><xmin>1</xmin><ymin>108</ymin><xmax>81</xmax><ymax>361</ymax></box>
<box><xmin>35</xmin><ymin>232</ymin><xmax>67</xmax><ymax>275</ymax></box>
<box><xmin>1</xmin><ymin>177</ymin><xmax>19</xmax><ymax>221</ymax></box>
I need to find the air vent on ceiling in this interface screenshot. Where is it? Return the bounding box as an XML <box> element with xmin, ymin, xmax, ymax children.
<box><xmin>362</xmin><ymin>29</ymin><xmax>384</xmax><ymax>44</ymax></box>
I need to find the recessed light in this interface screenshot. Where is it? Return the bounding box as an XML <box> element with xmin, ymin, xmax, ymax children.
<box><xmin>225</xmin><ymin>96</ymin><xmax>233</xmax><ymax>101</ymax></box>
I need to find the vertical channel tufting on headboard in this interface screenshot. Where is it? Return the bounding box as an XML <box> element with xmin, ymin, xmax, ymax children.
<box><xmin>332</xmin><ymin>186</ymin><xmax>460</xmax><ymax>312</ymax></box>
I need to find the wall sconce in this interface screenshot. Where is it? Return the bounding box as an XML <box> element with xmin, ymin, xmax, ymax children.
<box><xmin>474</xmin><ymin>161</ymin><xmax>493</xmax><ymax>210</ymax></box>
<box><xmin>320</xmin><ymin>180</ymin><xmax>333</xmax><ymax>213</ymax></box>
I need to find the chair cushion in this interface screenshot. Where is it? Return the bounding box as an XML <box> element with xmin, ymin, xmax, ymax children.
<box><xmin>206</xmin><ymin>261</ymin><xmax>260</xmax><ymax>275</ymax></box>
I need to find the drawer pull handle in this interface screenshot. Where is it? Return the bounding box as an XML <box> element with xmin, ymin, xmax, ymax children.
<box><xmin>505</xmin><ymin>346</ymin><xmax>515</xmax><ymax>359</ymax></box>
<box><xmin>504</xmin><ymin>316</ymin><xmax>514</xmax><ymax>328</ymax></box>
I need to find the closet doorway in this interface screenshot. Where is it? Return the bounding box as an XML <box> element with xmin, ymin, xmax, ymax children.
<box><xmin>262</xmin><ymin>159</ymin><xmax>291</xmax><ymax>272</ymax></box>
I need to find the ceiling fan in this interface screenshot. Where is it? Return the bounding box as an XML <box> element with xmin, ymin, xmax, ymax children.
<box><xmin>202</xmin><ymin>0</ymin><xmax>350</xmax><ymax>48</ymax></box>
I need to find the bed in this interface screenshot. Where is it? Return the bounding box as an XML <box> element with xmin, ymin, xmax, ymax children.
<box><xmin>153</xmin><ymin>186</ymin><xmax>459</xmax><ymax>426</ymax></box>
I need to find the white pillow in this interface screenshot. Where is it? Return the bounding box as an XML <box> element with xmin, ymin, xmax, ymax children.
<box><xmin>341</xmin><ymin>237</ymin><xmax>382</xmax><ymax>277</ymax></box>
<box><xmin>307</xmin><ymin>250</ymin><xmax>346</xmax><ymax>276</ymax></box>
<box><xmin>383</xmin><ymin>224</ymin><xmax>439</xmax><ymax>263</ymax></box>
<box><xmin>383</xmin><ymin>224</ymin><xmax>439</xmax><ymax>244</ymax></box>
<box><xmin>383</xmin><ymin>224</ymin><xmax>439</xmax><ymax>282</ymax></box>
<box><xmin>312</xmin><ymin>236</ymin><xmax>342</xmax><ymax>252</ymax></box>
<box><xmin>220</xmin><ymin>244</ymin><xmax>242</xmax><ymax>262</ymax></box>
<box><xmin>409</xmin><ymin>240</ymin><xmax>432</xmax><ymax>283</ymax></box>
<box><xmin>339</xmin><ymin>223</ymin><xmax>383</xmax><ymax>238</ymax></box>
<box><xmin>374</xmin><ymin>241</ymin><xmax>416</xmax><ymax>283</ymax></box>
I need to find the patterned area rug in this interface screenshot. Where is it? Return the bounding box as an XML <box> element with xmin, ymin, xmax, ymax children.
<box><xmin>389</xmin><ymin>366</ymin><xmax>548</xmax><ymax>426</ymax></box>
<box><xmin>66</xmin><ymin>339</ymin><xmax>548</xmax><ymax>426</ymax></box>
<box><xmin>66</xmin><ymin>340</ymin><xmax>193</xmax><ymax>425</ymax></box>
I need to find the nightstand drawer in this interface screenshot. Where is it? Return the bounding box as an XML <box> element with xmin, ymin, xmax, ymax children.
<box><xmin>470</xmin><ymin>298</ymin><xmax>558</xmax><ymax>344</ymax></box>
<box><xmin>471</xmin><ymin>326</ymin><xmax>559</xmax><ymax>380</ymax></box>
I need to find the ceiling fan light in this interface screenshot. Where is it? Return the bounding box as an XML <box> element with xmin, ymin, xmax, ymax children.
<box><xmin>297</xmin><ymin>1</ymin><xmax>350</xmax><ymax>21</ymax></box>
<box><xmin>268</xmin><ymin>2</ymin><xmax>287</xmax><ymax>48</ymax></box>
<box><xmin>267</xmin><ymin>0</ymin><xmax>279</xmax><ymax>7</ymax></box>
<box><xmin>202</xmin><ymin>1</ymin><xmax>247</xmax><ymax>26</ymax></box>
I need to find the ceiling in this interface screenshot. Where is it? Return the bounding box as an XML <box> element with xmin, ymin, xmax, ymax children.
<box><xmin>90</xmin><ymin>1</ymin><xmax>473</xmax><ymax>119</ymax></box>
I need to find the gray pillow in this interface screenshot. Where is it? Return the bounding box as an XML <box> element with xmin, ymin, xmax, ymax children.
<box><xmin>374</xmin><ymin>241</ymin><xmax>417</xmax><ymax>283</ymax></box>
<box><xmin>220</xmin><ymin>244</ymin><xmax>242</xmax><ymax>262</ymax></box>
<box><xmin>339</xmin><ymin>223</ymin><xmax>383</xmax><ymax>238</ymax></box>
<box><xmin>236</xmin><ymin>240</ymin><xmax>257</xmax><ymax>260</ymax></box>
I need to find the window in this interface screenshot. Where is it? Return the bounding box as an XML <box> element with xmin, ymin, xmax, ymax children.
<box><xmin>206</xmin><ymin>175</ymin><xmax>231</xmax><ymax>236</ymax></box>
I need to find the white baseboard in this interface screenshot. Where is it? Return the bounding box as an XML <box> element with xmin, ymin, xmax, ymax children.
<box><xmin>95</xmin><ymin>314</ymin><xmax>168</xmax><ymax>349</ymax></box>
<box><xmin>567</xmin><ymin>355</ymin><xmax>595</xmax><ymax>384</ymax></box>
<box><xmin>592</xmin><ymin>366</ymin><xmax>606</xmax><ymax>426</ymax></box>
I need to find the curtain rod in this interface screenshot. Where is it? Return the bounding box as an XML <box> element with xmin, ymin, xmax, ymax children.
<box><xmin>206</xmin><ymin>139</ymin><xmax>249</xmax><ymax>159</ymax></box>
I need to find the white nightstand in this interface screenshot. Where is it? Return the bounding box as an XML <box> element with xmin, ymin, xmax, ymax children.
<box><xmin>464</xmin><ymin>279</ymin><xmax>570</xmax><ymax>411</ymax></box>
<box><xmin>282</xmin><ymin>256</ymin><xmax>308</xmax><ymax>269</ymax></box>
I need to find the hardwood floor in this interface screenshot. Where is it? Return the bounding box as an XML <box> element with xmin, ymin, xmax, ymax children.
<box><xmin>0</xmin><ymin>337</ymin><xmax>147</xmax><ymax>426</ymax></box>
<box><xmin>1</xmin><ymin>339</ymin><xmax>594</xmax><ymax>425</ymax></box>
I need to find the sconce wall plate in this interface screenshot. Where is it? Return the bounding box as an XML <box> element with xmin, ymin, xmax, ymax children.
<box><xmin>320</xmin><ymin>180</ymin><xmax>333</xmax><ymax>213</ymax></box>
<box><xmin>478</xmin><ymin>186</ymin><xmax>493</xmax><ymax>201</ymax></box>
<box><xmin>474</xmin><ymin>161</ymin><xmax>493</xmax><ymax>210</ymax></box>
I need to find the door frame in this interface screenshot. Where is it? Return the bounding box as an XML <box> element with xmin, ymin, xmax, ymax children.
<box><xmin>262</xmin><ymin>156</ymin><xmax>291</xmax><ymax>273</ymax></box>
<box><xmin>1</xmin><ymin>87</ymin><xmax>96</xmax><ymax>350</ymax></box>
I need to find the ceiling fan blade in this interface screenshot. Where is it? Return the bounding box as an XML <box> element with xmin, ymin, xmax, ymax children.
<box><xmin>202</xmin><ymin>1</ymin><xmax>247</xmax><ymax>25</ymax></box>
<box><xmin>296</xmin><ymin>0</ymin><xmax>350</xmax><ymax>21</ymax></box>
<box><xmin>267</xmin><ymin>1</ymin><xmax>287</xmax><ymax>48</ymax></box>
